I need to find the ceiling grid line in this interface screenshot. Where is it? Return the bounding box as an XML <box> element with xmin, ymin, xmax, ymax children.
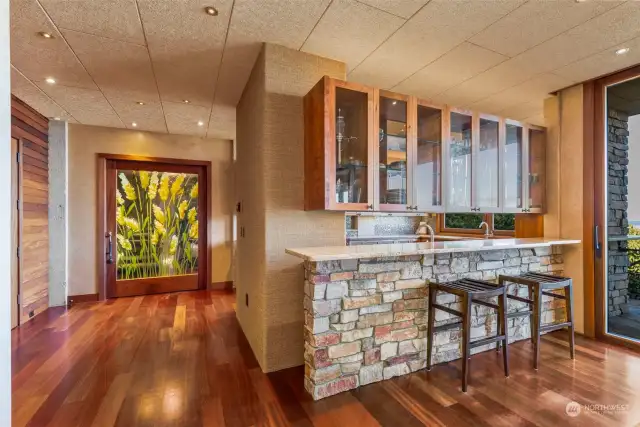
<box><xmin>298</xmin><ymin>0</ymin><xmax>334</xmax><ymax>51</ymax></box>
<box><xmin>55</xmin><ymin>27</ymin><xmax>147</xmax><ymax>48</ymax></box>
<box><xmin>33</xmin><ymin>0</ymin><xmax>127</xmax><ymax>128</ymax></box>
<box><xmin>388</xmin><ymin>0</ymin><xmax>532</xmax><ymax>91</ymax></box>
<box><xmin>10</xmin><ymin>64</ymin><xmax>79</xmax><ymax>122</ymax></box>
<box><xmin>204</xmin><ymin>0</ymin><xmax>235</xmax><ymax>138</ymax></box>
<box><xmin>434</xmin><ymin>0</ymin><xmax>632</xmax><ymax>108</ymax></box>
<box><xmin>344</xmin><ymin>0</ymin><xmax>433</xmax><ymax>77</ymax></box>
<box><xmin>133</xmin><ymin>0</ymin><xmax>168</xmax><ymax>133</ymax></box>
<box><xmin>351</xmin><ymin>0</ymin><xmax>408</xmax><ymax>21</ymax></box>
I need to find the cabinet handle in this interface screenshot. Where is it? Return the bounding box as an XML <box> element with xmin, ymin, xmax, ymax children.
<box><xmin>407</xmin><ymin>205</ymin><xmax>412</xmax><ymax>210</ymax></box>
<box><xmin>413</xmin><ymin>206</ymin><xmax>418</xmax><ymax>211</ymax></box>
<box><xmin>367</xmin><ymin>204</ymin><xmax>373</xmax><ymax>210</ymax></box>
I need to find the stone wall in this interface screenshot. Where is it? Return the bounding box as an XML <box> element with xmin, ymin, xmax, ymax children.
<box><xmin>608</xmin><ymin>108</ymin><xmax>630</xmax><ymax>315</ymax></box>
<box><xmin>303</xmin><ymin>247</ymin><xmax>565</xmax><ymax>400</ymax></box>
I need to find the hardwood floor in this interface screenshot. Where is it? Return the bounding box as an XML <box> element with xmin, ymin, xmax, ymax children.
<box><xmin>11</xmin><ymin>290</ymin><xmax>640</xmax><ymax>426</ymax></box>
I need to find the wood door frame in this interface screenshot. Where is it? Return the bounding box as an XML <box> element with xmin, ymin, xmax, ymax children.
<box><xmin>97</xmin><ymin>153</ymin><xmax>212</xmax><ymax>300</ymax></box>
<box><xmin>589</xmin><ymin>64</ymin><xmax>640</xmax><ymax>349</ymax></box>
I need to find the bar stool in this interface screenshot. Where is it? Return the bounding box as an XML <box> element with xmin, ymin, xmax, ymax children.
<box><xmin>426</xmin><ymin>279</ymin><xmax>509</xmax><ymax>392</ymax></box>
<box><xmin>498</xmin><ymin>272</ymin><xmax>575</xmax><ymax>370</ymax></box>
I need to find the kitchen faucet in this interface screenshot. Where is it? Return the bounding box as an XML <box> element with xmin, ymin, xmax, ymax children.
<box><xmin>479</xmin><ymin>221</ymin><xmax>493</xmax><ymax>238</ymax></box>
<box><xmin>425</xmin><ymin>224</ymin><xmax>435</xmax><ymax>244</ymax></box>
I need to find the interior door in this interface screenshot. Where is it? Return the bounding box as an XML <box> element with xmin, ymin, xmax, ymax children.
<box><xmin>11</xmin><ymin>138</ymin><xmax>19</xmax><ymax>329</ymax></box>
<box><xmin>103</xmin><ymin>159</ymin><xmax>208</xmax><ymax>298</ymax></box>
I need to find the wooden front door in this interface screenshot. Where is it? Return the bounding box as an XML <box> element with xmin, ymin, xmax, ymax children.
<box><xmin>100</xmin><ymin>157</ymin><xmax>209</xmax><ymax>298</ymax></box>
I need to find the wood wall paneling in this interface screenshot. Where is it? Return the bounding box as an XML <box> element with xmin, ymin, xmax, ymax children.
<box><xmin>11</xmin><ymin>95</ymin><xmax>49</xmax><ymax>324</ymax></box>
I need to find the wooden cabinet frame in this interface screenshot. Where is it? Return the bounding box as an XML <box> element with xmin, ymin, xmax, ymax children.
<box><xmin>375</xmin><ymin>90</ymin><xmax>414</xmax><ymax>212</ymax></box>
<box><xmin>304</xmin><ymin>76</ymin><xmax>546</xmax><ymax>215</ymax></box>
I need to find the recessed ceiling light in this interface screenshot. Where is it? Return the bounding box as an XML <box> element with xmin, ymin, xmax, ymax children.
<box><xmin>616</xmin><ymin>47</ymin><xmax>630</xmax><ymax>55</ymax></box>
<box><xmin>197</xmin><ymin>121</ymin><xmax>204</xmax><ymax>126</ymax></box>
<box><xmin>45</xmin><ymin>77</ymin><xmax>56</xmax><ymax>84</ymax></box>
<box><xmin>392</xmin><ymin>101</ymin><xmax>397</xmax><ymax>105</ymax></box>
<box><xmin>136</xmin><ymin>101</ymin><xmax>145</xmax><ymax>105</ymax></box>
<box><xmin>183</xmin><ymin>99</ymin><xmax>190</xmax><ymax>104</ymax></box>
<box><xmin>132</xmin><ymin>122</ymin><xmax>138</xmax><ymax>127</ymax></box>
<box><xmin>39</xmin><ymin>31</ymin><xmax>53</xmax><ymax>39</ymax></box>
<box><xmin>53</xmin><ymin>117</ymin><xmax>60</xmax><ymax>121</ymax></box>
<box><xmin>204</xmin><ymin>6</ymin><xmax>218</xmax><ymax>16</ymax></box>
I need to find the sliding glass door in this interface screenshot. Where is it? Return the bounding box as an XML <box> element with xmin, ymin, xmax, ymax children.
<box><xmin>602</xmin><ymin>76</ymin><xmax>640</xmax><ymax>341</ymax></box>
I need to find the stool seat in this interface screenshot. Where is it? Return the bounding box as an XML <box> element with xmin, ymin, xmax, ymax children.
<box><xmin>498</xmin><ymin>272</ymin><xmax>575</xmax><ymax>370</ymax></box>
<box><xmin>426</xmin><ymin>278</ymin><xmax>509</xmax><ymax>392</ymax></box>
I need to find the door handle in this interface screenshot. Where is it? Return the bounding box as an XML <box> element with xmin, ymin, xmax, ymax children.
<box><xmin>106</xmin><ymin>232</ymin><xmax>114</xmax><ymax>264</ymax></box>
<box><xmin>594</xmin><ymin>225</ymin><xmax>601</xmax><ymax>254</ymax></box>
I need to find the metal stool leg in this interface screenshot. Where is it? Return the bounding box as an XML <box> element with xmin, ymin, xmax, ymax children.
<box><xmin>533</xmin><ymin>286</ymin><xmax>542</xmax><ymax>370</ymax></box>
<box><xmin>426</xmin><ymin>285</ymin><xmax>436</xmax><ymax>371</ymax></box>
<box><xmin>461</xmin><ymin>294</ymin><xmax>472</xmax><ymax>392</ymax></box>
<box><xmin>499</xmin><ymin>289</ymin><xmax>509</xmax><ymax>377</ymax></box>
<box><xmin>565</xmin><ymin>281</ymin><xmax>575</xmax><ymax>360</ymax></box>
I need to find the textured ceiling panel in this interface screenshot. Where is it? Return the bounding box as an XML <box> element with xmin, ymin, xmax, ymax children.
<box><xmin>38</xmin><ymin>0</ymin><xmax>145</xmax><ymax>44</ymax></box>
<box><xmin>207</xmin><ymin>104</ymin><xmax>236</xmax><ymax>140</ymax></box>
<box><xmin>436</xmin><ymin>58</ymin><xmax>534</xmax><ymax>107</ymax></box>
<box><xmin>554</xmin><ymin>36</ymin><xmax>640</xmax><ymax>84</ymax></box>
<box><xmin>10</xmin><ymin>0</ymin><xmax>96</xmax><ymax>89</ymax></box>
<box><xmin>162</xmin><ymin>101</ymin><xmax>210</xmax><ymax>136</ymax></box>
<box><xmin>301</xmin><ymin>0</ymin><xmax>405</xmax><ymax>71</ymax></box>
<box><xmin>498</xmin><ymin>99</ymin><xmax>545</xmax><ymax>121</ymax></box>
<box><xmin>107</xmin><ymin>96</ymin><xmax>167</xmax><ymax>133</ymax></box>
<box><xmin>472</xmin><ymin>73</ymin><xmax>573</xmax><ymax>115</ymax></box>
<box><xmin>470</xmin><ymin>0</ymin><xmax>621</xmax><ymax>58</ymax></box>
<box><xmin>513</xmin><ymin>2</ymin><xmax>640</xmax><ymax>77</ymax></box>
<box><xmin>11</xmin><ymin>66</ymin><xmax>75</xmax><ymax>121</ymax></box>
<box><xmin>347</xmin><ymin>0</ymin><xmax>526</xmax><ymax>88</ymax></box>
<box><xmin>62</xmin><ymin>30</ymin><xmax>158</xmax><ymax>102</ymax></box>
<box><xmin>392</xmin><ymin>42</ymin><xmax>507</xmax><ymax>100</ymax></box>
<box><xmin>138</xmin><ymin>0</ymin><xmax>234</xmax><ymax>107</ymax></box>
<box><xmin>213</xmin><ymin>0</ymin><xmax>331</xmax><ymax>108</ymax></box>
<box><xmin>40</xmin><ymin>85</ymin><xmax>123</xmax><ymax>128</ymax></box>
<box><xmin>356</xmin><ymin>0</ymin><xmax>429</xmax><ymax>19</ymax></box>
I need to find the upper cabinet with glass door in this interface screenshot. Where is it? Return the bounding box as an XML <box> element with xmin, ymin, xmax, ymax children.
<box><xmin>474</xmin><ymin>114</ymin><xmax>501</xmax><ymax>212</ymax></box>
<box><xmin>447</xmin><ymin>109</ymin><xmax>474</xmax><ymax>212</ymax></box>
<box><xmin>377</xmin><ymin>91</ymin><xmax>413</xmax><ymax>212</ymax></box>
<box><xmin>527</xmin><ymin>125</ymin><xmax>546</xmax><ymax>213</ymax></box>
<box><xmin>500</xmin><ymin>121</ymin><xmax>546</xmax><ymax>213</ymax></box>
<box><xmin>303</xmin><ymin>77</ymin><xmax>375</xmax><ymax>211</ymax></box>
<box><xmin>303</xmin><ymin>76</ymin><xmax>545</xmax><ymax>213</ymax></box>
<box><xmin>414</xmin><ymin>100</ymin><xmax>445</xmax><ymax>212</ymax></box>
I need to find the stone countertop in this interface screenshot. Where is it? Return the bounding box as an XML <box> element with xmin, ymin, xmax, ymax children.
<box><xmin>286</xmin><ymin>237</ymin><xmax>581</xmax><ymax>262</ymax></box>
<box><xmin>346</xmin><ymin>234</ymin><xmax>471</xmax><ymax>241</ymax></box>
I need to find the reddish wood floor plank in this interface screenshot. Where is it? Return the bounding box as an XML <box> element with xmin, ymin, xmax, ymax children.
<box><xmin>11</xmin><ymin>290</ymin><xmax>640</xmax><ymax>426</ymax></box>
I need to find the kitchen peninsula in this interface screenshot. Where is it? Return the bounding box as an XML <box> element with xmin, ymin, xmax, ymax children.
<box><xmin>286</xmin><ymin>238</ymin><xmax>579</xmax><ymax>400</ymax></box>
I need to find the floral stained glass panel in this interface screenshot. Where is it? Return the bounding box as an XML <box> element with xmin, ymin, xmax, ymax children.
<box><xmin>116</xmin><ymin>170</ymin><xmax>199</xmax><ymax>280</ymax></box>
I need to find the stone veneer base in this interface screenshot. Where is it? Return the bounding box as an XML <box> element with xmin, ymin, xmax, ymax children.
<box><xmin>303</xmin><ymin>246</ymin><xmax>566</xmax><ymax>400</ymax></box>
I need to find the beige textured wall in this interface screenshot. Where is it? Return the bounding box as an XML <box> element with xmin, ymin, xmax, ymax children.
<box><xmin>543</xmin><ymin>86</ymin><xmax>586</xmax><ymax>333</ymax></box>
<box><xmin>67</xmin><ymin>124</ymin><xmax>234</xmax><ymax>296</ymax></box>
<box><xmin>236</xmin><ymin>43</ymin><xmax>346</xmax><ymax>372</ymax></box>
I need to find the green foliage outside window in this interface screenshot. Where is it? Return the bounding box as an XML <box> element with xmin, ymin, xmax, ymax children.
<box><xmin>494</xmin><ymin>214</ymin><xmax>516</xmax><ymax>231</ymax></box>
<box><xmin>444</xmin><ymin>213</ymin><xmax>515</xmax><ymax>231</ymax></box>
<box><xmin>444</xmin><ymin>214</ymin><xmax>484</xmax><ymax>229</ymax></box>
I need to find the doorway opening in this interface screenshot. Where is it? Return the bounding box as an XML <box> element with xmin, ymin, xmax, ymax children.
<box><xmin>98</xmin><ymin>155</ymin><xmax>211</xmax><ymax>299</ymax></box>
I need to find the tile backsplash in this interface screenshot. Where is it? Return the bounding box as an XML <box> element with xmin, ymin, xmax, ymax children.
<box><xmin>346</xmin><ymin>214</ymin><xmax>436</xmax><ymax>238</ymax></box>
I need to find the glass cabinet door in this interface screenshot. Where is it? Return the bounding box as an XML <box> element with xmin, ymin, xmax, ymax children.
<box><xmin>448</xmin><ymin>110</ymin><xmax>473</xmax><ymax>211</ymax></box>
<box><xmin>378</xmin><ymin>93</ymin><xmax>410</xmax><ymax>211</ymax></box>
<box><xmin>527</xmin><ymin>126</ymin><xmax>546</xmax><ymax>212</ymax></box>
<box><xmin>474</xmin><ymin>115</ymin><xmax>500</xmax><ymax>211</ymax></box>
<box><xmin>334</xmin><ymin>85</ymin><xmax>372</xmax><ymax>209</ymax></box>
<box><xmin>415</xmin><ymin>103</ymin><xmax>443</xmax><ymax>212</ymax></box>
<box><xmin>503</xmin><ymin>121</ymin><xmax>524</xmax><ymax>212</ymax></box>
